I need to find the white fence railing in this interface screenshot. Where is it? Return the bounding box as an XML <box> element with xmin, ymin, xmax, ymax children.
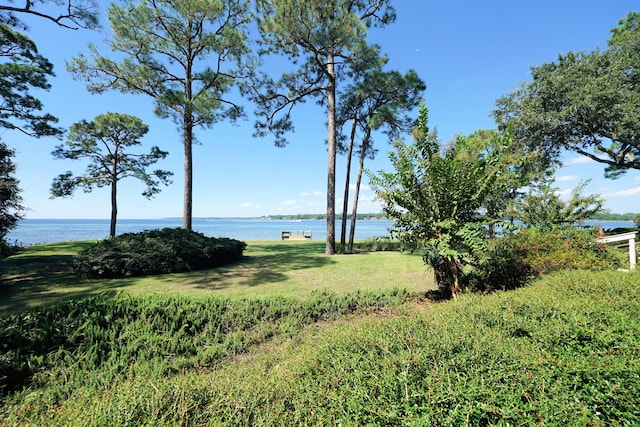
<box><xmin>597</xmin><ymin>231</ymin><xmax>637</xmax><ymax>271</ymax></box>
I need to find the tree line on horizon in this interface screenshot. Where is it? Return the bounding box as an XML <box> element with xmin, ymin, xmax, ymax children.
<box><xmin>1</xmin><ymin>2</ymin><xmax>640</xmax><ymax>260</ymax></box>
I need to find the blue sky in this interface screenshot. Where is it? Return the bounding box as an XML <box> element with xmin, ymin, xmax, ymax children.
<box><xmin>5</xmin><ymin>1</ymin><xmax>639</xmax><ymax>219</ymax></box>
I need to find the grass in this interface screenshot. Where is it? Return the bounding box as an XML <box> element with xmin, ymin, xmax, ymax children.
<box><xmin>1</xmin><ymin>240</ymin><xmax>639</xmax><ymax>425</ymax></box>
<box><xmin>0</xmin><ymin>240</ymin><xmax>430</xmax><ymax>315</ymax></box>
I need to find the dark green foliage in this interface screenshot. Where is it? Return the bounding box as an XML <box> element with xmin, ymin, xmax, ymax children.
<box><xmin>72</xmin><ymin>228</ymin><xmax>247</xmax><ymax>278</ymax></box>
<box><xmin>0</xmin><ymin>239</ymin><xmax>21</xmax><ymax>258</ymax></box>
<box><xmin>494</xmin><ymin>11</ymin><xmax>640</xmax><ymax>178</ymax></box>
<box><xmin>0</xmin><ymin>25</ymin><xmax>62</xmax><ymax>138</ymax></box>
<box><xmin>467</xmin><ymin>237</ymin><xmax>535</xmax><ymax>293</ymax></box>
<box><xmin>0</xmin><ymin>142</ymin><xmax>23</xmax><ymax>244</ymax></box>
<box><xmin>0</xmin><ymin>288</ymin><xmax>411</xmax><ymax>399</ymax></box>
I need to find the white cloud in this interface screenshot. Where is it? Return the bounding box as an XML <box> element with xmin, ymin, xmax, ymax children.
<box><xmin>349</xmin><ymin>183</ymin><xmax>372</xmax><ymax>191</ymax></box>
<box><xmin>304</xmin><ymin>201</ymin><xmax>322</xmax><ymax>209</ymax></box>
<box><xmin>563</xmin><ymin>156</ymin><xmax>594</xmax><ymax>166</ymax></box>
<box><xmin>556</xmin><ymin>188</ymin><xmax>573</xmax><ymax>199</ymax></box>
<box><xmin>610</xmin><ymin>187</ymin><xmax>640</xmax><ymax>197</ymax></box>
<box><xmin>555</xmin><ymin>175</ymin><xmax>580</xmax><ymax>182</ymax></box>
<box><xmin>282</xmin><ymin>199</ymin><xmax>298</xmax><ymax>206</ymax></box>
<box><xmin>299</xmin><ymin>191</ymin><xmax>324</xmax><ymax>197</ymax></box>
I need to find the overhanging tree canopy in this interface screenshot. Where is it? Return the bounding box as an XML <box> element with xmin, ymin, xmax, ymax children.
<box><xmin>494</xmin><ymin>11</ymin><xmax>640</xmax><ymax>179</ymax></box>
<box><xmin>0</xmin><ymin>1</ymin><xmax>99</xmax><ymax>29</ymax></box>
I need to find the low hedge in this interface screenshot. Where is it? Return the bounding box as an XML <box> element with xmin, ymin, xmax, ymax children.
<box><xmin>73</xmin><ymin>228</ymin><xmax>247</xmax><ymax>279</ymax></box>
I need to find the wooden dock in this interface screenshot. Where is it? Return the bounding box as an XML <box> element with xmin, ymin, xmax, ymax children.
<box><xmin>281</xmin><ymin>230</ymin><xmax>312</xmax><ymax>240</ymax></box>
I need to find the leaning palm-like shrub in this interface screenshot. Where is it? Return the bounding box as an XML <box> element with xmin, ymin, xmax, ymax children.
<box><xmin>369</xmin><ymin>103</ymin><xmax>517</xmax><ymax>297</ymax></box>
<box><xmin>73</xmin><ymin>228</ymin><xmax>246</xmax><ymax>278</ymax></box>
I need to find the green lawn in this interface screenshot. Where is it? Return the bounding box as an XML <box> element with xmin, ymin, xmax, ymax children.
<box><xmin>1</xmin><ymin>240</ymin><xmax>639</xmax><ymax>425</ymax></box>
<box><xmin>0</xmin><ymin>240</ymin><xmax>431</xmax><ymax>315</ymax></box>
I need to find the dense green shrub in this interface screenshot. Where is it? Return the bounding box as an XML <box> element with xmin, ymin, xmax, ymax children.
<box><xmin>72</xmin><ymin>228</ymin><xmax>247</xmax><ymax>278</ymax></box>
<box><xmin>0</xmin><ymin>239</ymin><xmax>21</xmax><ymax>258</ymax></box>
<box><xmin>467</xmin><ymin>237</ymin><xmax>535</xmax><ymax>293</ymax></box>
<box><xmin>467</xmin><ymin>226</ymin><xmax>623</xmax><ymax>293</ymax></box>
<box><xmin>510</xmin><ymin>226</ymin><xmax>623</xmax><ymax>273</ymax></box>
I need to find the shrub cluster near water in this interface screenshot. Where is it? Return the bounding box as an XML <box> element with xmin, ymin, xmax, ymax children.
<box><xmin>469</xmin><ymin>226</ymin><xmax>625</xmax><ymax>293</ymax></box>
<box><xmin>73</xmin><ymin>228</ymin><xmax>247</xmax><ymax>278</ymax></box>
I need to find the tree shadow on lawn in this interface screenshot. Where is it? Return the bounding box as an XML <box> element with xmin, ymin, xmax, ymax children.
<box><xmin>0</xmin><ymin>264</ymin><xmax>101</xmax><ymax>315</ymax></box>
<box><xmin>170</xmin><ymin>241</ymin><xmax>335</xmax><ymax>291</ymax></box>
<box><xmin>0</xmin><ymin>240</ymin><xmax>335</xmax><ymax>313</ymax></box>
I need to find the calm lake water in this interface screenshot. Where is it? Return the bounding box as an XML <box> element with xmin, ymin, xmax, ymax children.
<box><xmin>5</xmin><ymin>218</ymin><xmax>634</xmax><ymax>247</ymax></box>
<box><xmin>6</xmin><ymin>218</ymin><xmax>395</xmax><ymax>246</ymax></box>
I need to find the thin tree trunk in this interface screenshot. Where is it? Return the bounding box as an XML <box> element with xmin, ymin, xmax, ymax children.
<box><xmin>448</xmin><ymin>255</ymin><xmax>461</xmax><ymax>299</ymax></box>
<box><xmin>110</xmin><ymin>177</ymin><xmax>117</xmax><ymax>237</ymax></box>
<box><xmin>326</xmin><ymin>52</ymin><xmax>337</xmax><ymax>255</ymax></box>
<box><xmin>183</xmin><ymin>66</ymin><xmax>193</xmax><ymax>231</ymax></box>
<box><xmin>340</xmin><ymin>117</ymin><xmax>357</xmax><ymax>252</ymax></box>
<box><xmin>348</xmin><ymin>131</ymin><xmax>370</xmax><ymax>253</ymax></box>
<box><xmin>183</xmin><ymin>119</ymin><xmax>193</xmax><ymax>231</ymax></box>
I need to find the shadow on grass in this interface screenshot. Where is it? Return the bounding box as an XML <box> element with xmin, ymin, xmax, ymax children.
<box><xmin>149</xmin><ymin>241</ymin><xmax>335</xmax><ymax>291</ymax></box>
<box><xmin>0</xmin><ymin>240</ymin><xmax>335</xmax><ymax>314</ymax></box>
<box><xmin>0</xmin><ymin>241</ymin><xmax>126</xmax><ymax>315</ymax></box>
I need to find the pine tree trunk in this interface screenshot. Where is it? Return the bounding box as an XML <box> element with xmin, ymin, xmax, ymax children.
<box><xmin>348</xmin><ymin>131</ymin><xmax>370</xmax><ymax>253</ymax></box>
<box><xmin>183</xmin><ymin>120</ymin><xmax>193</xmax><ymax>231</ymax></box>
<box><xmin>340</xmin><ymin>118</ymin><xmax>357</xmax><ymax>252</ymax></box>
<box><xmin>325</xmin><ymin>52</ymin><xmax>337</xmax><ymax>255</ymax></box>
<box><xmin>110</xmin><ymin>178</ymin><xmax>117</xmax><ymax>238</ymax></box>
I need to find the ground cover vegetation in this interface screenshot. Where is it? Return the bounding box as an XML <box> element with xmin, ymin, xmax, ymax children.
<box><xmin>1</xmin><ymin>269</ymin><xmax>638</xmax><ymax>425</ymax></box>
<box><xmin>0</xmin><ymin>3</ymin><xmax>639</xmax><ymax>424</ymax></box>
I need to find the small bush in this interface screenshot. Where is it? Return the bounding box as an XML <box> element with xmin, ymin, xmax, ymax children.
<box><xmin>467</xmin><ymin>226</ymin><xmax>624</xmax><ymax>293</ymax></box>
<box><xmin>355</xmin><ymin>236</ymin><xmax>402</xmax><ymax>252</ymax></box>
<box><xmin>0</xmin><ymin>238</ymin><xmax>21</xmax><ymax>258</ymax></box>
<box><xmin>467</xmin><ymin>238</ymin><xmax>535</xmax><ymax>293</ymax></box>
<box><xmin>72</xmin><ymin>228</ymin><xmax>247</xmax><ymax>278</ymax></box>
<box><xmin>511</xmin><ymin>226</ymin><xmax>623</xmax><ymax>274</ymax></box>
